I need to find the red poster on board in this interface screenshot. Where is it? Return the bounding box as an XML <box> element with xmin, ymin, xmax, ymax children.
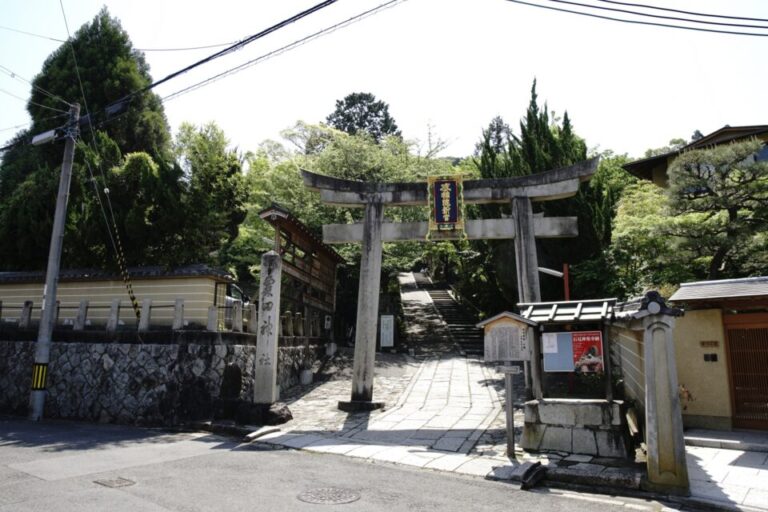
<box><xmin>572</xmin><ymin>331</ymin><xmax>604</xmax><ymax>373</ymax></box>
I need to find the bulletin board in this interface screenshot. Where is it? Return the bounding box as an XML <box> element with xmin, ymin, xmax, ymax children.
<box><xmin>542</xmin><ymin>331</ymin><xmax>604</xmax><ymax>373</ymax></box>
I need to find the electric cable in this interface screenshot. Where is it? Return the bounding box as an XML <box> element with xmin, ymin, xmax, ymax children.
<box><xmin>129</xmin><ymin>0</ymin><xmax>337</xmax><ymax>99</ymax></box>
<box><xmin>0</xmin><ymin>87</ymin><xmax>69</xmax><ymax>113</ymax></box>
<box><xmin>0</xmin><ymin>64</ymin><xmax>73</xmax><ymax>107</ymax></box>
<box><xmin>505</xmin><ymin>0</ymin><xmax>768</xmax><ymax>37</ymax></box>
<box><xmin>163</xmin><ymin>0</ymin><xmax>406</xmax><ymax>103</ymax></box>
<box><xmin>547</xmin><ymin>0</ymin><xmax>768</xmax><ymax>30</ymax></box>
<box><xmin>596</xmin><ymin>0</ymin><xmax>768</xmax><ymax>24</ymax></box>
<box><xmin>0</xmin><ymin>112</ymin><xmax>68</xmax><ymax>133</ymax></box>
<box><xmin>0</xmin><ymin>24</ymin><xmax>239</xmax><ymax>51</ymax></box>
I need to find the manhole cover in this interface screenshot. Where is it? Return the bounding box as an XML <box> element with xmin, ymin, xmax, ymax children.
<box><xmin>94</xmin><ymin>477</ymin><xmax>135</xmax><ymax>488</ymax></box>
<box><xmin>297</xmin><ymin>487</ymin><xmax>361</xmax><ymax>505</ymax></box>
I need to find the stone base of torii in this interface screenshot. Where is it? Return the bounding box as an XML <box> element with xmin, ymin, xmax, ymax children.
<box><xmin>301</xmin><ymin>158</ymin><xmax>599</xmax><ymax>411</ymax></box>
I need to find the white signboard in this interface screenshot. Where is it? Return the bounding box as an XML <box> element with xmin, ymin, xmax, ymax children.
<box><xmin>380</xmin><ymin>315</ymin><xmax>394</xmax><ymax>348</ymax></box>
<box><xmin>484</xmin><ymin>324</ymin><xmax>531</xmax><ymax>362</ymax></box>
<box><xmin>543</xmin><ymin>333</ymin><xmax>558</xmax><ymax>354</ymax></box>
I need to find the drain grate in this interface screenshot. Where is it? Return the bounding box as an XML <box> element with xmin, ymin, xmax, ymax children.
<box><xmin>94</xmin><ymin>477</ymin><xmax>135</xmax><ymax>488</ymax></box>
<box><xmin>297</xmin><ymin>487</ymin><xmax>361</xmax><ymax>505</ymax></box>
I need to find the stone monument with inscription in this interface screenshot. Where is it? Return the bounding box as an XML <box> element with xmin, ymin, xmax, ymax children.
<box><xmin>254</xmin><ymin>251</ymin><xmax>282</xmax><ymax>404</ymax></box>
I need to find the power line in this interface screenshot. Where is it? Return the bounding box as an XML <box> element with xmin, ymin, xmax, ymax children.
<box><xmin>0</xmin><ymin>25</ymin><xmax>239</xmax><ymax>52</ymax></box>
<box><xmin>547</xmin><ymin>0</ymin><xmax>768</xmax><ymax>30</ymax></box>
<box><xmin>596</xmin><ymin>0</ymin><xmax>768</xmax><ymax>24</ymax></box>
<box><xmin>131</xmin><ymin>0</ymin><xmax>338</xmax><ymax>99</ymax></box>
<box><xmin>163</xmin><ymin>0</ymin><xmax>406</xmax><ymax>103</ymax></box>
<box><xmin>0</xmin><ymin>87</ymin><xmax>69</xmax><ymax>113</ymax></box>
<box><xmin>0</xmin><ymin>64</ymin><xmax>73</xmax><ymax>107</ymax></box>
<box><xmin>0</xmin><ymin>113</ymin><xmax>68</xmax><ymax>133</ymax></box>
<box><xmin>0</xmin><ymin>24</ymin><xmax>64</xmax><ymax>43</ymax></box>
<box><xmin>505</xmin><ymin>0</ymin><xmax>768</xmax><ymax>37</ymax></box>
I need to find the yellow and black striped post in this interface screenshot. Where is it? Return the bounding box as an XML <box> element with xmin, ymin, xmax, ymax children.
<box><xmin>31</xmin><ymin>363</ymin><xmax>48</xmax><ymax>391</ymax></box>
<box><xmin>109</xmin><ymin>216</ymin><xmax>141</xmax><ymax>321</ymax></box>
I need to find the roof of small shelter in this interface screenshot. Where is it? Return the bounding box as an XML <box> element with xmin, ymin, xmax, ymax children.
<box><xmin>669</xmin><ymin>276</ymin><xmax>768</xmax><ymax>303</ymax></box>
<box><xmin>476</xmin><ymin>311</ymin><xmax>538</xmax><ymax>329</ymax></box>
<box><xmin>258</xmin><ymin>203</ymin><xmax>345</xmax><ymax>264</ymax></box>
<box><xmin>0</xmin><ymin>264</ymin><xmax>234</xmax><ymax>284</ymax></box>
<box><xmin>517</xmin><ymin>298</ymin><xmax>616</xmax><ymax>324</ymax></box>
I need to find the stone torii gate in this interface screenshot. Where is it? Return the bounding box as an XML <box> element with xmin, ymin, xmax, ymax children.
<box><xmin>302</xmin><ymin>157</ymin><xmax>599</xmax><ymax>411</ymax></box>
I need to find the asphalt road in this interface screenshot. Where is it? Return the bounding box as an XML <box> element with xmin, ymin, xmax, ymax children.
<box><xmin>0</xmin><ymin>417</ymin><xmax>666</xmax><ymax>512</ymax></box>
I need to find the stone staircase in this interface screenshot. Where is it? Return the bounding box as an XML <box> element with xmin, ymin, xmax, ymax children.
<box><xmin>415</xmin><ymin>278</ymin><xmax>484</xmax><ymax>356</ymax></box>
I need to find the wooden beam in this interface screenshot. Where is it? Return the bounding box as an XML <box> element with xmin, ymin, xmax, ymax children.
<box><xmin>322</xmin><ymin>217</ymin><xmax>577</xmax><ymax>244</ymax></box>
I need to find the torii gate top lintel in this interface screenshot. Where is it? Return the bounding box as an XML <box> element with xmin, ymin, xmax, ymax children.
<box><xmin>300</xmin><ymin>156</ymin><xmax>599</xmax><ymax>207</ymax></box>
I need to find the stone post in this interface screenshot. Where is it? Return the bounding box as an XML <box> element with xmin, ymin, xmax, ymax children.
<box><xmin>293</xmin><ymin>312</ymin><xmax>304</xmax><ymax>337</ymax></box>
<box><xmin>254</xmin><ymin>251</ymin><xmax>282</xmax><ymax>404</ymax></box>
<box><xmin>247</xmin><ymin>303</ymin><xmax>259</xmax><ymax>334</ymax></box>
<box><xmin>106</xmin><ymin>299</ymin><xmax>120</xmax><ymax>333</ymax></box>
<box><xmin>207</xmin><ymin>305</ymin><xmax>218</xmax><ymax>332</ymax></box>
<box><xmin>74</xmin><ymin>300</ymin><xmax>88</xmax><ymax>330</ymax></box>
<box><xmin>20</xmin><ymin>300</ymin><xmax>33</xmax><ymax>329</ymax></box>
<box><xmin>138</xmin><ymin>299</ymin><xmax>152</xmax><ymax>332</ymax></box>
<box><xmin>232</xmin><ymin>300</ymin><xmax>243</xmax><ymax>332</ymax></box>
<box><xmin>282</xmin><ymin>311</ymin><xmax>294</xmax><ymax>337</ymax></box>
<box><xmin>172</xmin><ymin>298</ymin><xmax>184</xmax><ymax>330</ymax></box>
<box><xmin>340</xmin><ymin>198</ymin><xmax>384</xmax><ymax>411</ymax></box>
<box><xmin>643</xmin><ymin>312</ymin><xmax>689</xmax><ymax>494</ymax></box>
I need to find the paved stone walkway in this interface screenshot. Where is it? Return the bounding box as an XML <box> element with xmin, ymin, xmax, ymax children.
<box><xmin>339</xmin><ymin>356</ymin><xmax>500</xmax><ymax>453</ymax></box>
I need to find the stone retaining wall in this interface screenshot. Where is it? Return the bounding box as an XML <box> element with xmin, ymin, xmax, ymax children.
<box><xmin>0</xmin><ymin>335</ymin><xmax>323</xmax><ymax>425</ymax></box>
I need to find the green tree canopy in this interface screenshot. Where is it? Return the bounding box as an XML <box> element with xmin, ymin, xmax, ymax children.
<box><xmin>326</xmin><ymin>92</ymin><xmax>401</xmax><ymax>142</ymax></box>
<box><xmin>667</xmin><ymin>138</ymin><xmax>768</xmax><ymax>279</ymax></box>
<box><xmin>0</xmin><ymin>8</ymin><xmax>173</xmax><ymax>270</ymax></box>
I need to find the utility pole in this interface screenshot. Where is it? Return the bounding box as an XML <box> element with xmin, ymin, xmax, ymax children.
<box><xmin>29</xmin><ymin>103</ymin><xmax>80</xmax><ymax>421</ymax></box>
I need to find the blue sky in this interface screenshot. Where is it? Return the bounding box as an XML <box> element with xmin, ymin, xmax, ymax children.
<box><xmin>2</xmin><ymin>0</ymin><xmax>767</xmax><ymax>159</ymax></box>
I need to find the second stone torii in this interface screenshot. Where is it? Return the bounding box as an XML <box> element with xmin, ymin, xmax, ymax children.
<box><xmin>302</xmin><ymin>157</ymin><xmax>599</xmax><ymax>411</ymax></box>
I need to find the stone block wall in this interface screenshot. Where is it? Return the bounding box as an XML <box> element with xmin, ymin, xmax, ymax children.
<box><xmin>0</xmin><ymin>335</ymin><xmax>322</xmax><ymax>426</ymax></box>
<box><xmin>521</xmin><ymin>398</ymin><xmax>630</xmax><ymax>458</ymax></box>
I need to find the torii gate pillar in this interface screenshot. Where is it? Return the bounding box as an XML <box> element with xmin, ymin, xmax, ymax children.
<box><xmin>512</xmin><ymin>196</ymin><xmax>541</xmax><ymax>303</ymax></box>
<box><xmin>339</xmin><ymin>199</ymin><xmax>385</xmax><ymax>411</ymax></box>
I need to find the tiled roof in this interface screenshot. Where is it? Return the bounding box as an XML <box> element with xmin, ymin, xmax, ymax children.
<box><xmin>0</xmin><ymin>264</ymin><xmax>235</xmax><ymax>284</ymax></box>
<box><xmin>518</xmin><ymin>298</ymin><xmax>616</xmax><ymax>324</ymax></box>
<box><xmin>669</xmin><ymin>276</ymin><xmax>768</xmax><ymax>302</ymax></box>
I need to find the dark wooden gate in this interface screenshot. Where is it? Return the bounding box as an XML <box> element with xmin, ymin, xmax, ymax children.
<box><xmin>725</xmin><ymin>313</ymin><xmax>768</xmax><ymax>430</ymax></box>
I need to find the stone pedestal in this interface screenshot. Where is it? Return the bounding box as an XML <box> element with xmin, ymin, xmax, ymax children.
<box><xmin>521</xmin><ymin>399</ymin><xmax>629</xmax><ymax>459</ymax></box>
<box><xmin>254</xmin><ymin>251</ymin><xmax>282</xmax><ymax>405</ymax></box>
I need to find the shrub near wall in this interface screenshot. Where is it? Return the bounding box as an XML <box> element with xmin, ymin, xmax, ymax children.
<box><xmin>0</xmin><ymin>336</ymin><xmax>321</xmax><ymax>425</ymax></box>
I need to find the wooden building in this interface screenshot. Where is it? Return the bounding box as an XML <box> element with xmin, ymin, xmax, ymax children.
<box><xmin>259</xmin><ymin>204</ymin><xmax>344</xmax><ymax>336</ymax></box>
